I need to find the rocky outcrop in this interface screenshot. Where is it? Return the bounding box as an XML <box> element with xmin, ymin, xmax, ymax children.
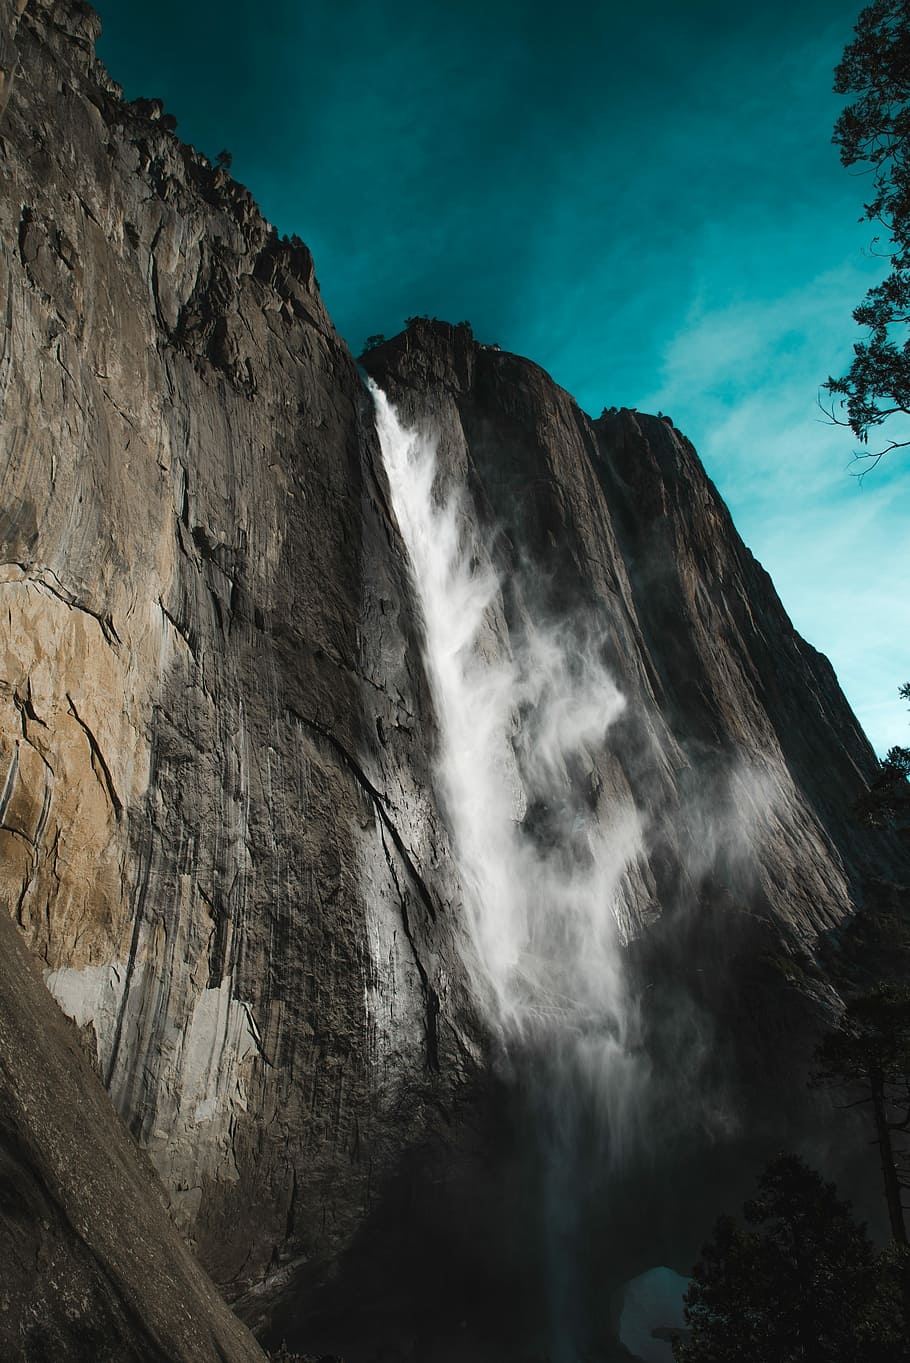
<box><xmin>0</xmin><ymin>0</ymin><xmax>27</xmax><ymax>118</ymax></box>
<box><xmin>363</xmin><ymin>319</ymin><xmax>887</xmax><ymax>950</ymax></box>
<box><xmin>0</xmin><ymin>907</ymin><xmax>269</xmax><ymax>1363</ymax></box>
<box><xmin>2</xmin><ymin>4</ymin><xmax>909</xmax><ymax>1361</ymax></box>
<box><xmin>0</xmin><ymin>0</ymin><xmax>485</xmax><ymax>1347</ymax></box>
<box><xmin>362</xmin><ymin>320</ymin><xmax>910</xmax><ymax>1332</ymax></box>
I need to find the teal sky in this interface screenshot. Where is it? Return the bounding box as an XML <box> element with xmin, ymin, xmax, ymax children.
<box><xmin>96</xmin><ymin>0</ymin><xmax>910</xmax><ymax>754</ymax></box>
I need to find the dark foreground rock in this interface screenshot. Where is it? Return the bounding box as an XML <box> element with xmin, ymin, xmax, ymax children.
<box><xmin>0</xmin><ymin>908</ymin><xmax>268</xmax><ymax>1363</ymax></box>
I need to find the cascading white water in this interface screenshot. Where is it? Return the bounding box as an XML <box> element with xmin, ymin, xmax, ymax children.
<box><xmin>372</xmin><ymin>383</ymin><xmax>645</xmax><ymax>1130</ymax></box>
<box><xmin>372</xmin><ymin>381</ymin><xmax>655</xmax><ymax>1359</ymax></box>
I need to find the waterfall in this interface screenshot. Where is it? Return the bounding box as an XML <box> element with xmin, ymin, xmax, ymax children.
<box><xmin>371</xmin><ymin>382</ymin><xmax>650</xmax><ymax>1356</ymax></box>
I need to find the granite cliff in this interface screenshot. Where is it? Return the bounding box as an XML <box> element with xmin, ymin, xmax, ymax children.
<box><xmin>1</xmin><ymin>2</ymin><xmax>907</xmax><ymax>1361</ymax></box>
<box><xmin>0</xmin><ymin>0</ymin><xmax>484</xmax><ymax>1354</ymax></box>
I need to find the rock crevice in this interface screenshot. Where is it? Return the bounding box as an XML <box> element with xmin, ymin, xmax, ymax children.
<box><xmin>2</xmin><ymin>6</ymin><xmax>909</xmax><ymax>1362</ymax></box>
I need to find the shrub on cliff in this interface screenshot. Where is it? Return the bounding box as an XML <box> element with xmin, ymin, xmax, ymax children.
<box><xmin>853</xmin><ymin>683</ymin><xmax>910</xmax><ymax>833</ymax></box>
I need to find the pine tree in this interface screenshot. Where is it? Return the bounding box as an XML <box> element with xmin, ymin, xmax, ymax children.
<box><xmin>812</xmin><ymin>987</ymin><xmax>910</xmax><ymax>1245</ymax></box>
<box><xmin>824</xmin><ymin>2</ymin><xmax>910</xmax><ymax>466</ymax></box>
<box><xmin>674</xmin><ymin>1154</ymin><xmax>894</xmax><ymax>1362</ymax></box>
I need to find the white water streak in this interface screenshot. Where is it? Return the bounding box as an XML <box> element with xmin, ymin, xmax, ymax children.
<box><xmin>372</xmin><ymin>385</ymin><xmax>644</xmax><ymax>1115</ymax></box>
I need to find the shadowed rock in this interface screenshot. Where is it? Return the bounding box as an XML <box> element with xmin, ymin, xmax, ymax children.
<box><xmin>0</xmin><ymin>908</ymin><xmax>268</xmax><ymax>1363</ymax></box>
<box><xmin>2</xmin><ymin>4</ymin><xmax>909</xmax><ymax>1362</ymax></box>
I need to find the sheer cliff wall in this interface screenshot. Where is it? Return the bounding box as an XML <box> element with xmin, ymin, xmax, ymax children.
<box><xmin>362</xmin><ymin>323</ymin><xmax>906</xmax><ymax>1328</ymax></box>
<box><xmin>0</xmin><ymin>0</ymin><xmax>485</xmax><ymax>1332</ymax></box>
<box><xmin>1</xmin><ymin>3</ymin><xmax>907</xmax><ymax>1360</ymax></box>
<box><xmin>364</xmin><ymin>322</ymin><xmax>883</xmax><ymax>951</ymax></box>
<box><xmin>0</xmin><ymin>907</ymin><xmax>270</xmax><ymax>1363</ymax></box>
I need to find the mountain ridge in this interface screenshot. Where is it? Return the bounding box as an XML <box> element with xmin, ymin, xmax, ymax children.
<box><xmin>1</xmin><ymin>3</ymin><xmax>908</xmax><ymax>1360</ymax></box>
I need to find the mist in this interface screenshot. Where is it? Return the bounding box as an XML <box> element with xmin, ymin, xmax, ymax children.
<box><xmin>372</xmin><ymin>384</ymin><xmax>658</xmax><ymax>1354</ymax></box>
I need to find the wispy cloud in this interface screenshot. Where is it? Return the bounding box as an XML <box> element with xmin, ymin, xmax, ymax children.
<box><xmin>97</xmin><ymin>0</ymin><xmax>907</xmax><ymax>748</ymax></box>
<box><xmin>638</xmin><ymin>265</ymin><xmax>910</xmax><ymax>754</ymax></box>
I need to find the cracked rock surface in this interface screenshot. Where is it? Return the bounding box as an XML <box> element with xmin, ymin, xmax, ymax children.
<box><xmin>1</xmin><ymin>0</ymin><xmax>485</xmax><ymax>1351</ymax></box>
<box><xmin>2</xmin><ymin>2</ymin><xmax>910</xmax><ymax>1361</ymax></box>
<box><xmin>363</xmin><ymin>319</ymin><xmax>893</xmax><ymax>952</ymax></box>
<box><xmin>0</xmin><ymin>907</ymin><xmax>269</xmax><ymax>1363</ymax></box>
<box><xmin>361</xmin><ymin>319</ymin><xmax>910</xmax><ymax>1327</ymax></box>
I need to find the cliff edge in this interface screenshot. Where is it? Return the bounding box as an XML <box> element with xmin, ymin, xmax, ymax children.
<box><xmin>2</xmin><ymin>4</ymin><xmax>909</xmax><ymax>1361</ymax></box>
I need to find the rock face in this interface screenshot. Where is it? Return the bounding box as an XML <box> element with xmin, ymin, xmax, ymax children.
<box><xmin>363</xmin><ymin>323</ymin><xmax>882</xmax><ymax>953</ymax></box>
<box><xmin>361</xmin><ymin>324</ymin><xmax>910</xmax><ymax>1350</ymax></box>
<box><xmin>0</xmin><ymin>0</ymin><xmax>26</xmax><ymax>118</ymax></box>
<box><xmin>0</xmin><ymin>0</ymin><xmax>485</xmax><ymax>1350</ymax></box>
<box><xmin>0</xmin><ymin>907</ymin><xmax>269</xmax><ymax>1363</ymax></box>
<box><xmin>1</xmin><ymin>3</ymin><xmax>908</xmax><ymax>1361</ymax></box>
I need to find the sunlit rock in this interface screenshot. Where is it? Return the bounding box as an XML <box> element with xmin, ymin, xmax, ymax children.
<box><xmin>1</xmin><ymin>3</ymin><xmax>909</xmax><ymax>1361</ymax></box>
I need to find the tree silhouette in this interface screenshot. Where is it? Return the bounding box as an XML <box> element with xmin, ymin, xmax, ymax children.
<box><xmin>812</xmin><ymin>986</ymin><xmax>910</xmax><ymax>1245</ymax></box>
<box><xmin>851</xmin><ymin>683</ymin><xmax>910</xmax><ymax>836</ymax></box>
<box><xmin>674</xmin><ymin>1154</ymin><xmax>899</xmax><ymax>1362</ymax></box>
<box><xmin>888</xmin><ymin>681</ymin><xmax>910</xmax><ymax>777</ymax></box>
<box><xmin>823</xmin><ymin>2</ymin><xmax>910</xmax><ymax>466</ymax></box>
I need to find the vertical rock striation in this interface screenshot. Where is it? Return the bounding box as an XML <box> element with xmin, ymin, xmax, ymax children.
<box><xmin>0</xmin><ymin>0</ymin><xmax>484</xmax><ymax>1343</ymax></box>
<box><xmin>0</xmin><ymin>908</ymin><xmax>269</xmax><ymax>1363</ymax></box>
<box><xmin>362</xmin><ymin>320</ymin><xmax>885</xmax><ymax>951</ymax></box>
<box><xmin>2</xmin><ymin>4</ymin><xmax>908</xmax><ymax>1360</ymax></box>
<box><xmin>362</xmin><ymin>321</ymin><xmax>910</xmax><ymax>1313</ymax></box>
